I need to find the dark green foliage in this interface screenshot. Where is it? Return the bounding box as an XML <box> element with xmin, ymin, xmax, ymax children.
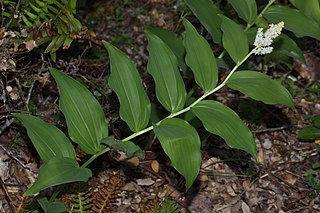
<box><xmin>156</xmin><ymin>197</ymin><xmax>180</xmax><ymax>213</ymax></box>
<box><xmin>2</xmin><ymin>0</ymin><xmax>81</xmax><ymax>58</ymax></box>
<box><xmin>68</xmin><ymin>192</ymin><xmax>92</xmax><ymax>213</ymax></box>
<box><xmin>298</xmin><ymin>115</ymin><xmax>320</xmax><ymax>141</ymax></box>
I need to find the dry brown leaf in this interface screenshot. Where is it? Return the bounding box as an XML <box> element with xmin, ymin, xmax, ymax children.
<box><xmin>33</xmin><ymin>72</ymin><xmax>50</xmax><ymax>87</ymax></box>
<box><xmin>281</xmin><ymin>173</ymin><xmax>297</xmax><ymax>185</ymax></box>
<box><xmin>151</xmin><ymin>160</ymin><xmax>159</xmax><ymax>173</ymax></box>
<box><xmin>241</xmin><ymin>201</ymin><xmax>251</xmax><ymax>213</ymax></box>
<box><xmin>24</xmin><ymin>40</ymin><xmax>37</xmax><ymax>51</ymax></box>
<box><xmin>126</xmin><ymin>156</ymin><xmax>139</xmax><ymax>168</ymax></box>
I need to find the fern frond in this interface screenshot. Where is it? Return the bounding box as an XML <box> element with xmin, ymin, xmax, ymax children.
<box><xmin>91</xmin><ymin>172</ymin><xmax>123</xmax><ymax>213</ymax></box>
<box><xmin>156</xmin><ymin>197</ymin><xmax>180</xmax><ymax>213</ymax></box>
<box><xmin>63</xmin><ymin>191</ymin><xmax>92</xmax><ymax>213</ymax></box>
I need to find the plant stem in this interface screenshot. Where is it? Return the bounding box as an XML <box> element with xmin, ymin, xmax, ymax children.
<box><xmin>81</xmin><ymin>147</ymin><xmax>110</xmax><ymax>168</ymax></box>
<box><xmin>217</xmin><ymin>0</ymin><xmax>275</xmax><ymax>59</ymax></box>
<box><xmin>245</xmin><ymin>0</ymin><xmax>276</xmax><ymax>31</ymax></box>
<box><xmin>123</xmin><ymin>46</ymin><xmax>258</xmax><ymax>142</ymax></box>
<box><xmin>81</xmin><ymin>26</ymin><xmax>262</xmax><ymax>168</ymax></box>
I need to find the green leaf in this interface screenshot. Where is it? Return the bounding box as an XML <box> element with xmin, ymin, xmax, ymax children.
<box><xmin>219</xmin><ymin>15</ymin><xmax>249</xmax><ymax>64</ymax></box>
<box><xmin>290</xmin><ymin>0</ymin><xmax>320</xmax><ymax>23</ymax></box>
<box><xmin>264</xmin><ymin>51</ymin><xmax>294</xmax><ymax>69</ymax></box>
<box><xmin>103</xmin><ymin>41</ymin><xmax>151</xmax><ymax>132</ymax></box>
<box><xmin>44</xmin><ymin>35</ymin><xmax>59</xmax><ymax>54</ymax></box>
<box><xmin>145</xmin><ymin>26</ymin><xmax>188</xmax><ymax>72</ymax></box>
<box><xmin>25</xmin><ymin>157</ymin><xmax>91</xmax><ymax>196</ymax></box>
<box><xmin>312</xmin><ymin>162</ymin><xmax>320</xmax><ymax>170</ymax></box>
<box><xmin>298</xmin><ymin>126</ymin><xmax>320</xmax><ymax>141</ymax></box>
<box><xmin>185</xmin><ymin>0</ymin><xmax>222</xmax><ymax>43</ymax></box>
<box><xmin>227</xmin><ymin>71</ymin><xmax>294</xmax><ymax>109</ymax></box>
<box><xmin>37</xmin><ymin>197</ymin><xmax>68</xmax><ymax>213</ymax></box>
<box><xmin>183</xmin><ymin>19</ymin><xmax>218</xmax><ymax>92</ymax></box>
<box><xmin>273</xmin><ymin>34</ymin><xmax>305</xmax><ymax>63</ymax></box>
<box><xmin>145</xmin><ymin>30</ymin><xmax>186</xmax><ymax>113</ymax></box>
<box><xmin>264</xmin><ymin>6</ymin><xmax>320</xmax><ymax>40</ymax></box>
<box><xmin>153</xmin><ymin>118</ymin><xmax>201</xmax><ymax>189</ymax></box>
<box><xmin>192</xmin><ymin>100</ymin><xmax>256</xmax><ymax>157</ymax></box>
<box><xmin>49</xmin><ymin>68</ymin><xmax>108</xmax><ymax>155</ymax></box>
<box><xmin>227</xmin><ymin>0</ymin><xmax>257</xmax><ymax>24</ymax></box>
<box><xmin>13</xmin><ymin>113</ymin><xmax>76</xmax><ymax>162</ymax></box>
<box><xmin>102</xmin><ymin>137</ymin><xmax>145</xmax><ymax>159</ymax></box>
<box><xmin>312</xmin><ymin>115</ymin><xmax>320</xmax><ymax>128</ymax></box>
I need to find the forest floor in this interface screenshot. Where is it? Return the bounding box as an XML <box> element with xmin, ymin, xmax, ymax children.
<box><xmin>0</xmin><ymin>0</ymin><xmax>320</xmax><ymax>212</ymax></box>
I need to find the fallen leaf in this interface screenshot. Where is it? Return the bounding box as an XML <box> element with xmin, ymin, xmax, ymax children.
<box><xmin>34</xmin><ymin>72</ymin><xmax>50</xmax><ymax>87</ymax></box>
<box><xmin>126</xmin><ymin>157</ymin><xmax>140</xmax><ymax>168</ymax></box>
<box><xmin>226</xmin><ymin>185</ymin><xmax>236</xmax><ymax>196</ymax></box>
<box><xmin>24</xmin><ymin>40</ymin><xmax>37</xmax><ymax>51</ymax></box>
<box><xmin>282</xmin><ymin>173</ymin><xmax>297</xmax><ymax>185</ymax></box>
<box><xmin>151</xmin><ymin>160</ymin><xmax>159</xmax><ymax>173</ymax></box>
<box><xmin>241</xmin><ymin>201</ymin><xmax>251</xmax><ymax>213</ymax></box>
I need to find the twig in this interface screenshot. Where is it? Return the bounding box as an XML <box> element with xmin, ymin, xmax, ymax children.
<box><xmin>0</xmin><ymin>176</ymin><xmax>16</xmax><ymax>213</ymax></box>
<box><xmin>0</xmin><ymin>142</ymin><xmax>28</xmax><ymax>170</ymax></box>
<box><xmin>0</xmin><ymin>117</ymin><xmax>14</xmax><ymax>136</ymax></box>
<box><xmin>14</xmin><ymin>77</ymin><xmax>29</xmax><ymax>112</ymax></box>
<box><xmin>0</xmin><ymin>77</ymin><xmax>6</xmax><ymax>106</ymax></box>
<box><xmin>253</xmin><ymin>126</ymin><xmax>289</xmax><ymax>134</ymax></box>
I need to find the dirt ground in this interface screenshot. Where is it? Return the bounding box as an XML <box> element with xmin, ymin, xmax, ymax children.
<box><xmin>0</xmin><ymin>0</ymin><xmax>319</xmax><ymax>212</ymax></box>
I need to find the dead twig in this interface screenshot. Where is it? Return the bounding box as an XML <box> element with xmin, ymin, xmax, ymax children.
<box><xmin>253</xmin><ymin>126</ymin><xmax>289</xmax><ymax>134</ymax></box>
<box><xmin>0</xmin><ymin>176</ymin><xmax>16</xmax><ymax>213</ymax></box>
<box><xmin>0</xmin><ymin>142</ymin><xmax>28</xmax><ymax>170</ymax></box>
<box><xmin>0</xmin><ymin>117</ymin><xmax>14</xmax><ymax>136</ymax></box>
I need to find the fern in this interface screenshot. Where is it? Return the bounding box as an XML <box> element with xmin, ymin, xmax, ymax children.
<box><xmin>91</xmin><ymin>172</ymin><xmax>123</xmax><ymax>213</ymax></box>
<box><xmin>156</xmin><ymin>197</ymin><xmax>180</xmax><ymax>213</ymax></box>
<box><xmin>2</xmin><ymin>0</ymin><xmax>81</xmax><ymax>59</ymax></box>
<box><xmin>67</xmin><ymin>192</ymin><xmax>92</xmax><ymax>213</ymax></box>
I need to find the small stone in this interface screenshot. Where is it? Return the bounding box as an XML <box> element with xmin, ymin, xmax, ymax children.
<box><xmin>124</xmin><ymin>182</ymin><xmax>142</xmax><ymax>192</ymax></box>
<box><xmin>262</xmin><ymin>138</ymin><xmax>272</xmax><ymax>149</ymax></box>
<box><xmin>136</xmin><ymin>178</ymin><xmax>155</xmax><ymax>186</ymax></box>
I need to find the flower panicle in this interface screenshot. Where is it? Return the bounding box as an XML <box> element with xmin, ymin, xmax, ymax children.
<box><xmin>253</xmin><ymin>21</ymin><xmax>284</xmax><ymax>55</ymax></box>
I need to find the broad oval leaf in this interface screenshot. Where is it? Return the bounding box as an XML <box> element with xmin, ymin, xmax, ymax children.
<box><xmin>290</xmin><ymin>0</ymin><xmax>320</xmax><ymax>23</ymax></box>
<box><xmin>25</xmin><ymin>157</ymin><xmax>91</xmax><ymax>195</ymax></box>
<box><xmin>145</xmin><ymin>30</ymin><xmax>186</xmax><ymax>113</ymax></box>
<box><xmin>219</xmin><ymin>15</ymin><xmax>249</xmax><ymax>64</ymax></box>
<box><xmin>273</xmin><ymin>34</ymin><xmax>305</xmax><ymax>63</ymax></box>
<box><xmin>153</xmin><ymin>118</ymin><xmax>201</xmax><ymax>189</ymax></box>
<box><xmin>49</xmin><ymin>68</ymin><xmax>108</xmax><ymax>155</ymax></box>
<box><xmin>103</xmin><ymin>41</ymin><xmax>151</xmax><ymax>133</ymax></box>
<box><xmin>37</xmin><ymin>197</ymin><xmax>68</xmax><ymax>213</ymax></box>
<box><xmin>297</xmin><ymin>126</ymin><xmax>320</xmax><ymax>141</ymax></box>
<box><xmin>185</xmin><ymin>0</ymin><xmax>222</xmax><ymax>43</ymax></box>
<box><xmin>183</xmin><ymin>19</ymin><xmax>218</xmax><ymax>93</ymax></box>
<box><xmin>264</xmin><ymin>6</ymin><xmax>320</xmax><ymax>40</ymax></box>
<box><xmin>192</xmin><ymin>100</ymin><xmax>256</xmax><ymax>157</ymax></box>
<box><xmin>13</xmin><ymin>113</ymin><xmax>76</xmax><ymax>162</ymax></box>
<box><xmin>227</xmin><ymin>71</ymin><xmax>294</xmax><ymax>109</ymax></box>
<box><xmin>145</xmin><ymin>26</ymin><xmax>188</xmax><ymax>72</ymax></box>
<box><xmin>227</xmin><ymin>0</ymin><xmax>257</xmax><ymax>24</ymax></box>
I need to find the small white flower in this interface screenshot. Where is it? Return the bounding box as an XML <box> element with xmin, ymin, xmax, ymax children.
<box><xmin>253</xmin><ymin>21</ymin><xmax>284</xmax><ymax>55</ymax></box>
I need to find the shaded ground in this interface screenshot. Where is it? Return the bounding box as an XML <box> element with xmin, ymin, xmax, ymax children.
<box><xmin>0</xmin><ymin>0</ymin><xmax>320</xmax><ymax>212</ymax></box>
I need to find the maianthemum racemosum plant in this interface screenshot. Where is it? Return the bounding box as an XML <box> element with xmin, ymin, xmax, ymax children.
<box><xmin>13</xmin><ymin>0</ymin><xmax>320</xmax><ymax>196</ymax></box>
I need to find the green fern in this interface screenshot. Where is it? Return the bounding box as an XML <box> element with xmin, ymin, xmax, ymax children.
<box><xmin>68</xmin><ymin>192</ymin><xmax>92</xmax><ymax>213</ymax></box>
<box><xmin>2</xmin><ymin>0</ymin><xmax>81</xmax><ymax>59</ymax></box>
<box><xmin>156</xmin><ymin>197</ymin><xmax>180</xmax><ymax>213</ymax></box>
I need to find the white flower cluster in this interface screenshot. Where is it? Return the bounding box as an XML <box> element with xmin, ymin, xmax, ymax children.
<box><xmin>253</xmin><ymin>21</ymin><xmax>284</xmax><ymax>55</ymax></box>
